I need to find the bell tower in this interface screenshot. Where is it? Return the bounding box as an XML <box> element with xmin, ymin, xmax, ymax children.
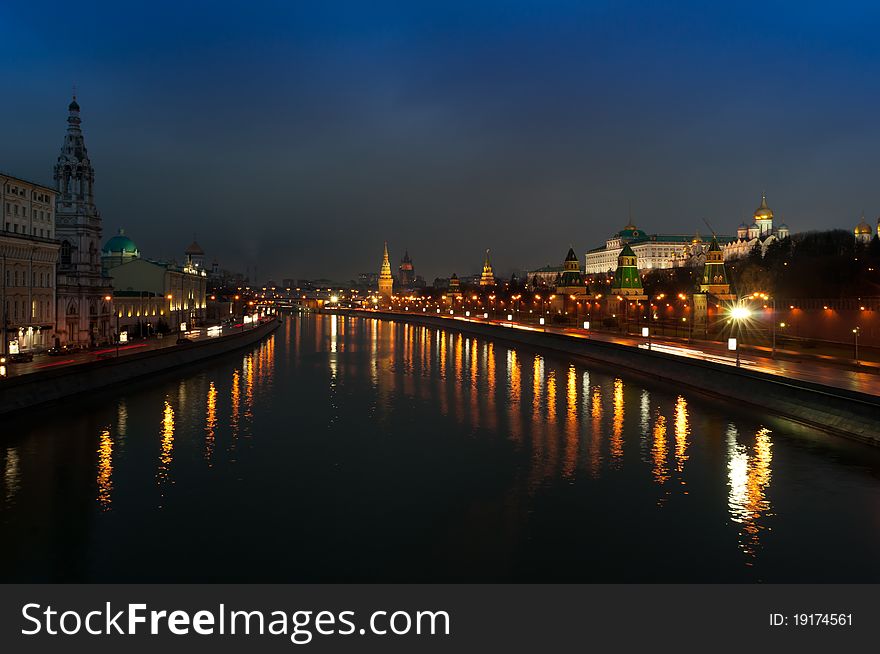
<box><xmin>53</xmin><ymin>95</ymin><xmax>113</xmax><ymax>345</ymax></box>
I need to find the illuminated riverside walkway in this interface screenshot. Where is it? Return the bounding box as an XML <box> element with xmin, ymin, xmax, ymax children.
<box><xmin>2</xmin><ymin>317</ymin><xmax>276</xmax><ymax>379</ymax></box>
<box><xmin>2</xmin><ymin>311</ymin><xmax>880</xmax><ymax>582</ymax></box>
<box><xmin>351</xmin><ymin>308</ymin><xmax>880</xmax><ymax>397</ymax></box>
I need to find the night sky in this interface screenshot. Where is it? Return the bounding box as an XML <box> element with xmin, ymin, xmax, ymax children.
<box><xmin>3</xmin><ymin>1</ymin><xmax>880</xmax><ymax>283</ymax></box>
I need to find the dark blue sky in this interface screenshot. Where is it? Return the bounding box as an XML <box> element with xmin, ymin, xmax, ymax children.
<box><xmin>3</xmin><ymin>1</ymin><xmax>880</xmax><ymax>282</ymax></box>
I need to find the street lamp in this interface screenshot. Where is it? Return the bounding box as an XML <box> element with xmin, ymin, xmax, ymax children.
<box><xmin>853</xmin><ymin>327</ymin><xmax>860</xmax><ymax>365</ymax></box>
<box><xmin>728</xmin><ymin>305</ymin><xmax>751</xmax><ymax>366</ymax></box>
<box><xmin>104</xmin><ymin>295</ymin><xmax>119</xmax><ymax>357</ymax></box>
<box><xmin>750</xmin><ymin>292</ymin><xmax>776</xmax><ymax>357</ymax></box>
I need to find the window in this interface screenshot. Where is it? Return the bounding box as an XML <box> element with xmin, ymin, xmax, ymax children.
<box><xmin>60</xmin><ymin>241</ymin><xmax>72</xmax><ymax>266</ymax></box>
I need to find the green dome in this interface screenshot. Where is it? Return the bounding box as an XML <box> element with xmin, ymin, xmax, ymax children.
<box><xmin>103</xmin><ymin>229</ymin><xmax>138</xmax><ymax>254</ymax></box>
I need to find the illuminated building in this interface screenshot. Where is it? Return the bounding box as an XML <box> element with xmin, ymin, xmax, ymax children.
<box><xmin>854</xmin><ymin>215</ymin><xmax>873</xmax><ymax>245</ymax></box>
<box><xmin>185</xmin><ymin>239</ymin><xmax>205</xmax><ymax>270</ymax></box>
<box><xmin>610</xmin><ymin>244</ymin><xmax>644</xmax><ymax>296</ymax></box>
<box><xmin>398</xmin><ymin>250</ymin><xmax>415</xmax><ymax>288</ymax></box>
<box><xmin>479</xmin><ymin>249</ymin><xmax>495</xmax><ymax>286</ymax></box>
<box><xmin>53</xmin><ymin>96</ymin><xmax>114</xmax><ymax>345</ymax></box>
<box><xmin>699</xmin><ymin>237</ymin><xmax>732</xmax><ymax>295</ymax></box>
<box><xmin>447</xmin><ymin>273</ymin><xmax>462</xmax><ymax>298</ymax></box>
<box><xmin>101</xmin><ymin>228</ymin><xmax>139</xmax><ymax>271</ymax></box>
<box><xmin>103</xmin><ymin>235</ymin><xmax>207</xmax><ymax>333</ymax></box>
<box><xmin>378</xmin><ymin>241</ymin><xmax>393</xmax><ymax>299</ymax></box>
<box><xmin>723</xmin><ymin>193</ymin><xmax>790</xmax><ymax>260</ymax></box>
<box><xmin>555</xmin><ymin>247</ymin><xmax>586</xmax><ymax>296</ymax></box>
<box><xmin>0</xmin><ymin>173</ymin><xmax>60</xmax><ymax>352</ymax></box>
<box><xmin>585</xmin><ymin>219</ymin><xmax>736</xmax><ymax>274</ymax></box>
<box><xmin>526</xmin><ymin>264</ymin><xmax>564</xmax><ymax>289</ymax></box>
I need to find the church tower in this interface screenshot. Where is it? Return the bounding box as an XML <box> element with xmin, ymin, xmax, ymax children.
<box><xmin>479</xmin><ymin>249</ymin><xmax>495</xmax><ymax>286</ymax></box>
<box><xmin>378</xmin><ymin>241</ymin><xmax>394</xmax><ymax>299</ymax></box>
<box><xmin>54</xmin><ymin>95</ymin><xmax>113</xmax><ymax>345</ymax></box>
<box><xmin>754</xmin><ymin>193</ymin><xmax>773</xmax><ymax>235</ymax></box>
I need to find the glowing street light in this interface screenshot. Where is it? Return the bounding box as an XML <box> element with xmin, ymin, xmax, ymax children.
<box><xmin>853</xmin><ymin>327</ymin><xmax>860</xmax><ymax>365</ymax></box>
<box><xmin>730</xmin><ymin>306</ymin><xmax>751</xmax><ymax>320</ymax></box>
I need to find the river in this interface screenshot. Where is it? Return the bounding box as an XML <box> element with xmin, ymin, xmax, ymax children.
<box><xmin>2</xmin><ymin>312</ymin><xmax>879</xmax><ymax>582</ymax></box>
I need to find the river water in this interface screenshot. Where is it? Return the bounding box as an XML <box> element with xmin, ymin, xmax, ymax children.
<box><xmin>2</xmin><ymin>313</ymin><xmax>879</xmax><ymax>582</ymax></box>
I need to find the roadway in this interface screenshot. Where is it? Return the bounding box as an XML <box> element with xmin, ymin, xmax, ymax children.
<box><xmin>2</xmin><ymin>320</ymin><xmax>272</xmax><ymax>379</ymax></box>
<box><xmin>359</xmin><ymin>309</ymin><xmax>880</xmax><ymax>397</ymax></box>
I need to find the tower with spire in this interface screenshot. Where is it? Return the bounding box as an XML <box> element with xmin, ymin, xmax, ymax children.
<box><xmin>699</xmin><ymin>237</ymin><xmax>732</xmax><ymax>295</ymax></box>
<box><xmin>611</xmin><ymin>244</ymin><xmax>643</xmax><ymax>296</ymax></box>
<box><xmin>53</xmin><ymin>95</ymin><xmax>113</xmax><ymax>345</ymax></box>
<box><xmin>556</xmin><ymin>247</ymin><xmax>585</xmax><ymax>296</ymax></box>
<box><xmin>378</xmin><ymin>242</ymin><xmax>394</xmax><ymax>299</ymax></box>
<box><xmin>398</xmin><ymin>249</ymin><xmax>415</xmax><ymax>288</ymax></box>
<box><xmin>754</xmin><ymin>192</ymin><xmax>773</xmax><ymax>235</ymax></box>
<box><xmin>479</xmin><ymin>249</ymin><xmax>495</xmax><ymax>286</ymax></box>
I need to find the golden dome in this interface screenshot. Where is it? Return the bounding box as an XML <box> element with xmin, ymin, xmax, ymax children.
<box><xmin>754</xmin><ymin>193</ymin><xmax>773</xmax><ymax>221</ymax></box>
<box><xmin>691</xmin><ymin>231</ymin><xmax>703</xmax><ymax>244</ymax></box>
<box><xmin>855</xmin><ymin>217</ymin><xmax>872</xmax><ymax>234</ymax></box>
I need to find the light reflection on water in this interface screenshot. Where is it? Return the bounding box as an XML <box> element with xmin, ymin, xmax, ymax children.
<box><xmin>96</xmin><ymin>428</ymin><xmax>113</xmax><ymax>512</ymax></box>
<box><xmin>1</xmin><ymin>313</ymin><xmax>879</xmax><ymax>582</ymax></box>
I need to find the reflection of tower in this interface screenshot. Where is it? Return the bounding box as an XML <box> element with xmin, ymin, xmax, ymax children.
<box><xmin>398</xmin><ymin>250</ymin><xmax>415</xmax><ymax>288</ymax></box>
<box><xmin>378</xmin><ymin>241</ymin><xmax>393</xmax><ymax>298</ymax></box>
<box><xmin>699</xmin><ymin>237</ymin><xmax>731</xmax><ymax>295</ymax></box>
<box><xmin>479</xmin><ymin>249</ymin><xmax>495</xmax><ymax>286</ymax></box>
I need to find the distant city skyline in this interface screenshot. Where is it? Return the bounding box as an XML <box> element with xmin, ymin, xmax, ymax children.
<box><xmin>4</xmin><ymin>1</ymin><xmax>880</xmax><ymax>282</ymax></box>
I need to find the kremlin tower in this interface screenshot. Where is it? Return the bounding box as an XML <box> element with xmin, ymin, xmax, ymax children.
<box><xmin>556</xmin><ymin>247</ymin><xmax>585</xmax><ymax>296</ymax></box>
<box><xmin>398</xmin><ymin>250</ymin><xmax>415</xmax><ymax>288</ymax></box>
<box><xmin>479</xmin><ymin>249</ymin><xmax>495</xmax><ymax>287</ymax></box>
<box><xmin>610</xmin><ymin>244</ymin><xmax>643</xmax><ymax>296</ymax></box>
<box><xmin>447</xmin><ymin>273</ymin><xmax>462</xmax><ymax>298</ymax></box>
<box><xmin>378</xmin><ymin>242</ymin><xmax>394</xmax><ymax>299</ymax></box>
<box><xmin>699</xmin><ymin>237</ymin><xmax>732</xmax><ymax>296</ymax></box>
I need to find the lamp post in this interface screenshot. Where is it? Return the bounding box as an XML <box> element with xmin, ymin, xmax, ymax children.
<box><xmin>729</xmin><ymin>305</ymin><xmax>751</xmax><ymax>367</ymax></box>
<box><xmin>853</xmin><ymin>327</ymin><xmax>860</xmax><ymax>366</ymax></box>
<box><xmin>104</xmin><ymin>295</ymin><xmax>118</xmax><ymax>357</ymax></box>
<box><xmin>728</xmin><ymin>337</ymin><xmax>739</xmax><ymax>367</ymax></box>
<box><xmin>750</xmin><ymin>292</ymin><xmax>776</xmax><ymax>357</ymax></box>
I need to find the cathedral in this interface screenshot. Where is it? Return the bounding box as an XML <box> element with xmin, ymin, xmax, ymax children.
<box><xmin>722</xmin><ymin>193</ymin><xmax>790</xmax><ymax>260</ymax></box>
<box><xmin>853</xmin><ymin>214</ymin><xmax>878</xmax><ymax>245</ymax></box>
<box><xmin>53</xmin><ymin>96</ymin><xmax>113</xmax><ymax>345</ymax></box>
